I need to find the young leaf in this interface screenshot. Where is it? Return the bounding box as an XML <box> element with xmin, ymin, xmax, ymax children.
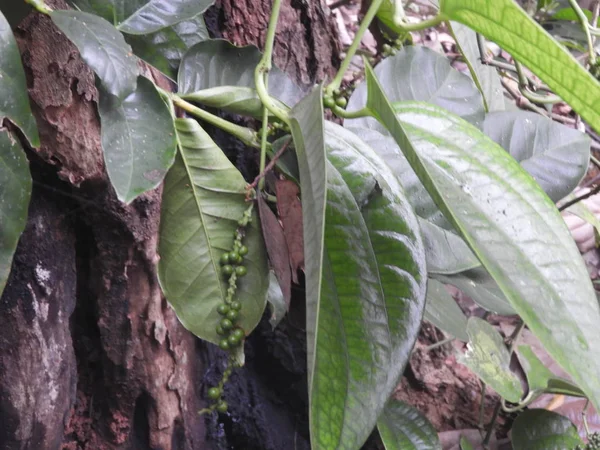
<box><xmin>511</xmin><ymin>409</ymin><xmax>584</xmax><ymax>450</ymax></box>
<box><xmin>424</xmin><ymin>279</ymin><xmax>469</xmax><ymax>341</ymax></box>
<box><xmin>448</xmin><ymin>21</ymin><xmax>504</xmax><ymax>112</ymax></box>
<box><xmin>267</xmin><ymin>272</ymin><xmax>287</xmax><ymax>330</ymax></box>
<box><xmin>178</xmin><ymin>40</ymin><xmax>303</xmax><ymax>107</ymax></box>
<box><xmin>364</xmin><ymin>64</ymin><xmax>600</xmax><ymax>411</ymax></box>
<box><xmin>50</xmin><ymin>10</ymin><xmax>138</xmax><ymax>100</ymax></box>
<box><xmin>440</xmin><ymin>0</ymin><xmax>600</xmax><ymax>133</ymax></box>
<box><xmin>482</xmin><ymin>111</ymin><xmax>590</xmax><ymax>202</ymax></box>
<box><xmin>117</xmin><ymin>0</ymin><xmax>214</xmax><ymax>35</ymax></box>
<box><xmin>377</xmin><ymin>399</ymin><xmax>442</xmax><ymax>450</ymax></box>
<box><xmin>460</xmin><ymin>317</ymin><xmax>523</xmax><ymax>402</ymax></box>
<box><xmin>0</xmin><ymin>130</ymin><xmax>32</xmax><ymax>296</ymax></box>
<box><xmin>0</xmin><ymin>10</ymin><xmax>39</xmax><ymax>147</ymax></box>
<box><xmin>98</xmin><ymin>76</ymin><xmax>177</xmax><ymax>203</ymax></box>
<box><xmin>157</xmin><ymin>118</ymin><xmax>268</xmax><ymax>344</ymax></box>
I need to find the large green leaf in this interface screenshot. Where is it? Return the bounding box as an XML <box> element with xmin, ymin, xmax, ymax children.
<box><xmin>0</xmin><ymin>129</ymin><xmax>32</xmax><ymax>296</ymax></box>
<box><xmin>459</xmin><ymin>317</ymin><xmax>522</xmax><ymax>402</ymax></box>
<box><xmin>290</xmin><ymin>88</ymin><xmax>427</xmax><ymax>449</ymax></box>
<box><xmin>483</xmin><ymin>111</ymin><xmax>590</xmax><ymax>202</ymax></box>
<box><xmin>126</xmin><ymin>14</ymin><xmax>209</xmax><ymax>80</ymax></box>
<box><xmin>424</xmin><ymin>279</ymin><xmax>469</xmax><ymax>341</ymax></box>
<box><xmin>178</xmin><ymin>40</ymin><xmax>303</xmax><ymax>107</ymax></box>
<box><xmin>50</xmin><ymin>10</ymin><xmax>138</xmax><ymax>100</ymax></box>
<box><xmin>511</xmin><ymin>409</ymin><xmax>583</xmax><ymax>450</ymax></box>
<box><xmin>0</xmin><ymin>10</ymin><xmax>39</xmax><ymax>147</ymax></box>
<box><xmin>377</xmin><ymin>399</ymin><xmax>441</xmax><ymax>450</ymax></box>
<box><xmin>117</xmin><ymin>0</ymin><xmax>213</xmax><ymax>35</ymax></box>
<box><xmin>448</xmin><ymin>21</ymin><xmax>504</xmax><ymax>113</ymax></box>
<box><xmin>347</xmin><ymin>46</ymin><xmax>485</xmax><ymax>128</ymax></box>
<box><xmin>419</xmin><ymin>219</ymin><xmax>479</xmax><ymax>274</ymax></box>
<box><xmin>157</xmin><ymin>118</ymin><xmax>268</xmax><ymax>344</ymax></box>
<box><xmin>98</xmin><ymin>76</ymin><xmax>177</xmax><ymax>203</ymax></box>
<box><xmin>440</xmin><ymin>0</ymin><xmax>600</xmax><ymax>133</ymax></box>
<box><xmin>363</xmin><ymin>63</ymin><xmax>600</xmax><ymax>410</ymax></box>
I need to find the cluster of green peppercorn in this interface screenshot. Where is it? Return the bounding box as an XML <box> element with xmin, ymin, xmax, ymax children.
<box><xmin>575</xmin><ymin>433</ymin><xmax>600</xmax><ymax>450</ymax></box>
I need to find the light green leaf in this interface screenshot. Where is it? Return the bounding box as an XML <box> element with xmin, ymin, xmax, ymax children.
<box><xmin>126</xmin><ymin>14</ymin><xmax>209</xmax><ymax>79</ymax></box>
<box><xmin>440</xmin><ymin>0</ymin><xmax>600</xmax><ymax>133</ymax></box>
<box><xmin>566</xmin><ymin>200</ymin><xmax>600</xmax><ymax>240</ymax></box>
<box><xmin>0</xmin><ymin>129</ymin><xmax>32</xmax><ymax>296</ymax></box>
<box><xmin>448</xmin><ymin>21</ymin><xmax>504</xmax><ymax>112</ymax></box>
<box><xmin>178</xmin><ymin>40</ymin><xmax>303</xmax><ymax>107</ymax></box>
<box><xmin>511</xmin><ymin>409</ymin><xmax>584</xmax><ymax>450</ymax></box>
<box><xmin>50</xmin><ymin>10</ymin><xmax>138</xmax><ymax>100</ymax></box>
<box><xmin>424</xmin><ymin>279</ymin><xmax>469</xmax><ymax>341</ymax></box>
<box><xmin>157</xmin><ymin>118</ymin><xmax>268</xmax><ymax>344</ymax></box>
<box><xmin>483</xmin><ymin>111</ymin><xmax>590</xmax><ymax>202</ymax></box>
<box><xmin>347</xmin><ymin>46</ymin><xmax>485</xmax><ymax>128</ymax></box>
<box><xmin>0</xmin><ymin>9</ymin><xmax>39</xmax><ymax>147</ymax></box>
<box><xmin>267</xmin><ymin>271</ymin><xmax>287</xmax><ymax>330</ymax></box>
<box><xmin>552</xmin><ymin>7</ymin><xmax>593</xmax><ymax>21</ymax></box>
<box><xmin>98</xmin><ymin>76</ymin><xmax>177</xmax><ymax>203</ymax></box>
<box><xmin>364</xmin><ymin>63</ymin><xmax>600</xmax><ymax>410</ymax></box>
<box><xmin>460</xmin><ymin>317</ymin><xmax>523</xmax><ymax>402</ymax></box>
<box><xmin>117</xmin><ymin>0</ymin><xmax>214</xmax><ymax>34</ymax></box>
<box><xmin>460</xmin><ymin>436</ymin><xmax>475</xmax><ymax>450</ymax></box>
<box><xmin>377</xmin><ymin>399</ymin><xmax>441</xmax><ymax>450</ymax></box>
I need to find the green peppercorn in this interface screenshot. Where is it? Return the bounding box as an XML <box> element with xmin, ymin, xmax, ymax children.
<box><xmin>231</xmin><ymin>301</ymin><xmax>242</xmax><ymax>311</ymax></box>
<box><xmin>216</xmin><ymin>401</ymin><xmax>228</xmax><ymax>413</ymax></box>
<box><xmin>217</xmin><ymin>304</ymin><xmax>230</xmax><ymax>315</ymax></box>
<box><xmin>220</xmin><ymin>318</ymin><xmax>233</xmax><ymax>330</ymax></box>
<box><xmin>323</xmin><ymin>96</ymin><xmax>335</xmax><ymax>108</ymax></box>
<box><xmin>208</xmin><ymin>387</ymin><xmax>221</xmax><ymax>400</ymax></box>
<box><xmin>226</xmin><ymin>310</ymin><xmax>239</xmax><ymax>321</ymax></box>
<box><xmin>219</xmin><ymin>253</ymin><xmax>230</xmax><ymax>265</ymax></box>
<box><xmin>232</xmin><ymin>328</ymin><xmax>245</xmax><ymax>340</ymax></box>
<box><xmin>383</xmin><ymin>43</ymin><xmax>392</xmax><ymax>53</ymax></box>
<box><xmin>222</xmin><ymin>265</ymin><xmax>234</xmax><ymax>276</ymax></box>
<box><xmin>216</xmin><ymin>325</ymin><xmax>226</xmax><ymax>336</ymax></box>
<box><xmin>238</xmin><ymin>245</ymin><xmax>248</xmax><ymax>256</ymax></box>
<box><xmin>219</xmin><ymin>339</ymin><xmax>230</xmax><ymax>350</ymax></box>
<box><xmin>235</xmin><ymin>266</ymin><xmax>247</xmax><ymax>277</ymax></box>
<box><xmin>228</xmin><ymin>334</ymin><xmax>241</xmax><ymax>346</ymax></box>
<box><xmin>335</xmin><ymin>97</ymin><xmax>347</xmax><ymax>108</ymax></box>
<box><xmin>223</xmin><ymin>368</ymin><xmax>232</xmax><ymax>377</ymax></box>
<box><xmin>229</xmin><ymin>251</ymin><xmax>241</xmax><ymax>264</ymax></box>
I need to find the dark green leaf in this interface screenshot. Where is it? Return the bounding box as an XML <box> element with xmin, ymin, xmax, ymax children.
<box><xmin>0</xmin><ymin>129</ymin><xmax>32</xmax><ymax>296</ymax></box>
<box><xmin>126</xmin><ymin>14</ymin><xmax>209</xmax><ymax>79</ymax></box>
<box><xmin>117</xmin><ymin>0</ymin><xmax>214</xmax><ymax>35</ymax></box>
<box><xmin>50</xmin><ymin>10</ymin><xmax>138</xmax><ymax>100</ymax></box>
<box><xmin>511</xmin><ymin>409</ymin><xmax>583</xmax><ymax>450</ymax></box>
<box><xmin>546</xmin><ymin>378</ymin><xmax>586</xmax><ymax>397</ymax></box>
<box><xmin>483</xmin><ymin>111</ymin><xmax>590</xmax><ymax>202</ymax></box>
<box><xmin>377</xmin><ymin>399</ymin><xmax>441</xmax><ymax>450</ymax></box>
<box><xmin>424</xmin><ymin>279</ymin><xmax>469</xmax><ymax>341</ymax></box>
<box><xmin>157</xmin><ymin>118</ymin><xmax>268</xmax><ymax>344</ymax></box>
<box><xmin>364</xmin><ymin>65</ymin><xmax>600</xmax><ymax>410</ymax></box>
<box><xmin>98</xmin><ymin>76</ymin><xmax>177</xmax><ymax>203</ymax></box>
<box><xmin>347</xmin><ymin>46</ymin><xmax>485</xmax><ymax>128</ymax></box>
<box><xmin>0</xmin><ymin>9</ymin><xmax>39</xmax><ymax>146</ymax></box>
<box><xmin>178</xmin><ymin>39</ymin><xmax>303</xmax><ymax>107</ymax></box>
<box><xmin>460</xmin><ymin>317</ymin><xmax>523</xmax><ymax>402</ymax></box>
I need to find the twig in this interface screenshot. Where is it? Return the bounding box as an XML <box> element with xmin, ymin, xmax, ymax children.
<box><xmin>247</xmin><ymin>138</ymin><xmax>292</xmax><ymax>190</ymax></box>
<box><xmin>559</xmin><ymin>184</ymin><xmax>600</xmax><ymax>211</ymax></box>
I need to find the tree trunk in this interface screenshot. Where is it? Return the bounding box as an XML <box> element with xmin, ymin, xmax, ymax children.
<box><xmin>0</xmin><ymin>1</ymin><xmax>342</xmax><ymax>449</ymax></box>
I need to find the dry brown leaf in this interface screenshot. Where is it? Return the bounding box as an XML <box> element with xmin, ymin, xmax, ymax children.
<box><xmin>275</xmin><ymin>179</ymin><xmax>304</xmax><ymax>283</ymax></box>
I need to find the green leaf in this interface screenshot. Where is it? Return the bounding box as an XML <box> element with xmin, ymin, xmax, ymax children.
<box><xmin>460</xmin><ymin>436</ymin><xmax>475</xmax><ymax>450</ymax></box>
<box><xmin>98</xmin><ymin>76</ymin><xmax>177</xmax><ymax>203</ymax></box>
<box><xmin>552</xmin><ymin>7</ymin><xmax>593</xmax><ymax>21</ymax></box>
<box><xmin>0</xmin><ymin>129</ymin><xmax>32</xmax><ymax>296</ymax></box>
<box><xmin>178</xmin><ymin>40</ymin><xmax>303</xmax><ymax>107</ymax></box>
<box><xmin>126</xmin><ymin>14</ymin><xmax>209</xmax><ymax>79</ymax></box>
<box><xmin>377</xmin><ymin>399</ymin><xmax>441</xmax><ymax>450</ymax></box>
<box><xmin>117</xmin><ymin>0</ymin><xmax>214</xmax><ymax>35</ymax></box>
<box><xmin>290</xmin><ymin>88</ymin><xmax>427</xmax><ymax>449</ymax></box>
<box><xmin>546</xmin><ymin>378</ymin><xmax>586</xmax><ymax>397</ymax></box>
<box><xmin>482</xmin><ymin>111</ymin><xmax>590</xmax><ymax>202</ymax></box>
<box><xmin>267</xmin><ymin>271</ymin><xmax>287</xmax><ymax>330</ymax></box>
<box><xmin>50</xmin><ymin>10</ymin><xmax>138</xmax><ymax>100</ymax></box>
<box><xmin>419</xmin><ymin>219</ymin><xmax>479</xmax><ymax>274</ymax></box>
<box><xmin>424</xmin><ymin>279</ymin><xmax>469</xmax><ymax>341</ymax></box>
<box><xmin>0</xmin><ymin>9</ymin><xmax>39</xmax><ymax>147</ymax></box>
<box><xmin>448</xmin><ymin>21</ymin><xmax>504</xmax><ymax>113</ymax></box>
<box><xmin>157</xmin><ymin>118</ymin><xmax>268</xmax><ymax>344</ymax></box>
<box><xmin>459</xmin><ymin>317</ymin><xmax>522</xmax><ymax>402</ymax></box>
<box><xmin>511</xmin><ymin>409</ymin><xmax>583</xmax><ymax>450</ymax></box>
<box><xmin>347</xmin><ymin>46</ymin><xmax>485</xmax><ymax>128</ymax></box>
<box><xmin>363</xmin><ymin>64</ymin><xmax>600</xmax><ymax>410</ymax></box>
<box><xmin>440</xmin><ymin>0</ymin><xmax>600</xmax><ymax>133</ymax></box>
<box><xmin>376</xmin><ymin>0</ymin><xmax>405</xmax><ymax>31</ymax></box>
<box><xmin>565</xmin><ymin>199</ymin><xmax>600</xmax><ymax>239</ymax></box>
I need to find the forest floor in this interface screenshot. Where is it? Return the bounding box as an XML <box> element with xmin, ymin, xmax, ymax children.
<box><xmin>326</xmin><ymin>1</ymin><xmax>600</xmax><ymax>449</ymax></box>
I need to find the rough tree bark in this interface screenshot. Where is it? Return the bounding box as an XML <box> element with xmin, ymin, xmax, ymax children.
<box><xmin>0</xmin><ymin>1</ymin><xmax>346</xmax><ymax>449</ymax></box>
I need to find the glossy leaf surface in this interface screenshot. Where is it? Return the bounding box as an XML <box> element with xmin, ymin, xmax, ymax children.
<box><xmin>158</xmin><ymin>118</ymin><xmax>268</xmax><ymax>344</ymax></box>
<box><xmin>483</xmin><ymin>110</ymin><xmax>589</xmax><ymax>202</ymax></box>
<box><xmin>0</xmin><ymin>10</ymin><xmax>39</xmax><ymax>146</ymax></box>
<box><xmin>0</xmin><ymin>130</ymin><xmax>32</xmax><ymax>296</ymax></box>
<box><xmin>364</xmin><ymin>65</ymin><xmax>600</xmax><ymax>410</ymax></box>
<box><xmin>98</xmin><ymin>76</ymin><xmax>177</xmax><ymax>203</ymax></box>
<box><xmin>511</xmin><ymin>409</ymin><xmax>583</xmax><ymax>449</ymax></box>
<box><xmin>51</xmin><ymin>10</ymin><xmax>138</xmax><ymax>100</ymax></box>
<box><xmin>377</xmin><ymin>399</ymin><xmax>441</xmax><ymax>450</ymax></box>
<box><xmin>424</xmin><ymin>279</ymin><xmax>469</xmax><ymax>341</ymax></box>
